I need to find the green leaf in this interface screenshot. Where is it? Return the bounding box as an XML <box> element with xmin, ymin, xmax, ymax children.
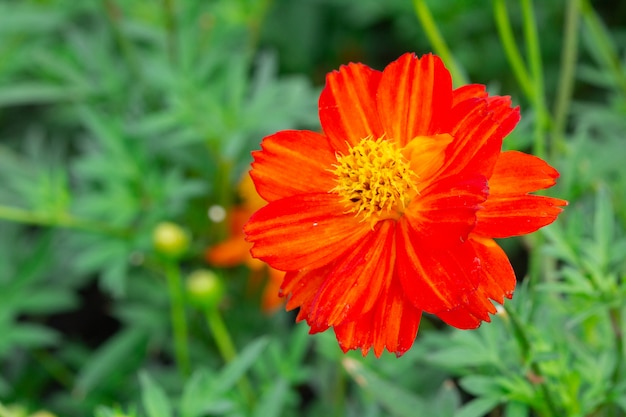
<box><xmin>74</xmin><ymin>328</ymin><xmax>148</xmax><ymax>397</ymax></box>
<box><xmin>252</xmin><ymin>378</ymin><xmax>289</xmax><ymax>417</ymax></box>
<box><xmin>343</xmin><ymin>358</ymin><xmax>428</xmax><ymax>417</ymax></box>
<box><xmin>458</xmin><ymin>375</ymin><xmax>503</xmax><ymax>397</ymax></box>
<box><xmin>180</xmin><ymin>370</ymin><xmax>234</xmax><ymax>417</ymax></box>
<box><xmin>0</xmin><ymin>323</ymin><xmax>59</xmax><ymax>353</ymax></box>
<box><xmin>139</xmin><ymin>372</ymin><xmax>173</xmax><ymax>417</ymax></box>
<box><xmin>504</xmin><ymin>401</ymin><xmax>529</xmax><ymax>417</ymax></box>
<box><xmin>212</xmin><ymin>337</ymin><xmax>269</xmax><ymax>395</ymax></box>
<box><xmin>453</xmin><ymin>397</ymin><xmax>501</xmax><ymax>417</ymax></box>
<box><xmin>0</xmin><ymin>83</ymin><xmax>90</xmax><ymax>106</ymax></box>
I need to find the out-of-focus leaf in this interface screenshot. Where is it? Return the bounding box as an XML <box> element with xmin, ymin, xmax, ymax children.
<box><xmin>74</xmin><ymin>327</ymin><xmax>148</xmax><ymax>398</ymax></box>
<box><xmin>453</xmin><ymin>397</ymin><xmax>501</xmax><ymax>417</ymax></box>
<box><xmin>252</xmin><ymin>378</ymin><xmax>289</xmax><ymax>417</ymax></box>
<box><xmin>0</xmin><ymin>84</ymin><xmax>90</xmax><ymax>106</ymax></box>
<box><xmin>139</xmin><ymin>372</ymin><xmax>173</xmax><ymax>417</ymax></box>
<box><xmin>343</xmin><ymin>358</ymin><xmax>428</xmax><ymax>417</ymax></box>
<box><xmin>504</xmin><ymin>401</ymin><xmax>529</xmax><ymax>417</ymax></box>
<box><xmin>212</xmin><ymin>337</ymin><xmax>269</xmax><ymax>395</ymax></box>
<box><xmin>0</xmin><ymin>323</ymin><xmax>59</xmax><ymax>353</ymax></box>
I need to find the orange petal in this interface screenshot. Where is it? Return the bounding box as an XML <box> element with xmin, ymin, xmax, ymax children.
<box><xmin>260</xmin><ymin>268</ymin><xmax>286</xmax><ymax>313</ymax></box>
<box><xmin>377</xmin><ymin>53</ymin><xmax>452</xmax><ymax>146</ymax></box>
<box><xmin>307</xmin><ymin>220</ymin><xmax>396</xmax><ymax>328</ymax></box>
<box><xmin>334</xmin><ymin>277</ymin><xmax>422</xmax><ymax>357</ymax></box>
<box><xmin>451</xmin><ymin>84</ymin><xmax>487</xmax><ymax>106</ymax></box>
<box><xmin>430</xmin><ymin>237</ymin><xmax>515</xmax><ymax>328</ymax></box>
<box><xmin>489</xmin><ymin>151</ymin><xmax>561</xmax><ymax>194</ymax></box>
<box><xmin>405</xmin><ymin>174</ymin><xmax>488</xmax><ymax>248</ymax></box>
<box><xmin>281</xmin><ymin>267</ymin><xmax>331</xmax><ymax>333</ymax></box>
<box><xmin>474</xmin><ymin>194</ymin><xmax>567</xmax><ymax>238</ymax></box>
<box><xmin>434</xmin><ymin>294</ymin><xmax>491</xmax><ymax>330</ymax></box>
<box><xmin>441</xmin><ymin>96</ymin><xmax>520</xmax><ymax>180</ymax></box>
<box><xmin>402</xmin><ymin>133</ymin><xmax>454</xmax><ymax>183</ymax></box>
<box><xmin>245</xmin><ymin>193</ymin><xmax>370</xmax><ymax>271</ymax></box>
<box><xmin>469</xmin><ymin>235</ymin><xmax>516</xmax><ymax>303</ymax></box>
<box><xmin>205</xmin><ymin>238</ymin><xmax>252</xmax><ymax>268</ymax></box>
<box><xmin>319</xmin><ymin>63</ymin><xmax>384</xmax><ymax>154</ymax></box>
<box><xmin>251</xmin><ymin>130</ymin><xmax>337</xmax><ymax>202</ymax></box>
<box><xmin>396</xmin><ymin>219</ymin><xmax>480</xmax><ymax>313</ymax></box>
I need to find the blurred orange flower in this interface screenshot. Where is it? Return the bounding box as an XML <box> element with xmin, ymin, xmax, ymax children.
<box><xmin>244</xmin><ymin>53</ymin><xmax>567</xmax><ymax>357</ymax></box>
<box><xmin>205</xmin><ymin>175</ymin><xmax>284</xmax><ymax>312</ymax></box>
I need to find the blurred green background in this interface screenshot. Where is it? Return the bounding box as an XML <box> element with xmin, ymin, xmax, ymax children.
<box><xmin>1</xmin><ymin>1</ymin><xmax>626</xmax><ymax>416</ymax></box>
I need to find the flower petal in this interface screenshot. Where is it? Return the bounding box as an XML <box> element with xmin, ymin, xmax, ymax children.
<box><xmin>474</xmin><ymin>194</ymin><xmax>567</xmax><ymax>238</ymax></box>
<box><xmin>377</xmin><ymin>53</ymin><xmax>452</xmax><ymax>146</ymax></box>
<box><xmin>469</xmin><ymin>235</ymin><xmax>516</xmax><ymax>303</ymax></box>
<box><xmin>334</xmin><ymin>277</ymin><xmax>422</xmax><ymax>357</ymax></box>
<box><xmin>396</xmin><ymin>219</ymin><xmax>480</xmax><ymax>313</ymax></box>
<box><xmin>431</xmin><ymin>237</ymin><xmax>516</xmax><ymax>328</ymax></box>
<box><xmin>402</xmin><ymin>134</ymin><xmax>454</xmax><ymax>182</ymax></box>
<box><xmin>307</xmin><ymin>220</ymin><xmax>395</xmax><ymax>328</ymax></box>
<box><xmin>251</xmin><ymin>130</ymin><xmax>337</xmax><ymax>202</ymax></box>
<box><xmin>261</xmin><ymin>268</ymin><xmax>286</xmax><ymax>313</ymax></box>
<box><xmin>405</xmin><ymin>174</ymin><xmax>488</xmax><ymax>248</ymax></box>
<box><xmin>441</xmin><ymin>96</ymin><xmax>520</xmax><ymax>180</ymax></box>
<box><xmin>281</xmin><ymin>268</ymin><xmax>330</xmax><ymax>332</ymax></box>
<box><xmin>489</xmin><ymin>151</ymin><xmax>561</xmax><ymax>194</ymax></box>
<box><xmin>245</xmin><ymin>193</ymin><xmax>370</xmax><ymax>271</ymax></box>
<box><xmin>319</xmin><ymin>63</ymin><xmax>384</xmax><ymax>154</ymax></box>
<box><xmin>451</xmin><ymin>84</ymin><xmax>487</xmax><ymax>106</ymax></box>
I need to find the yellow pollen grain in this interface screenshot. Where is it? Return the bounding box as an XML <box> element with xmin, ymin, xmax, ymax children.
<box><xmin>330</xmin><ymin>137</ymin><xmax>418</xmax><ymax>225</ymax></box>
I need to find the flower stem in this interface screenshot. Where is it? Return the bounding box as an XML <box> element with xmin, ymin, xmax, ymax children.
<box><xmin>492</xmin><ymin>0</ymin><xmax>535</xmax><ymax>101</ymax></box>
<box><xmin>165</xmin><ymin>260</ymin><xmax>190</xmax><ymax>376</ymax></box>
<box><xmin>502</xmin><ymin>302</ymin><xmax>560</xmax><ymax>417</ymax></box>
<box><xmin>551</xmin><ymin>0</ymin><xmax>581</xmax><ymax>159</ymax></box>
<box><xmin>411</xmin><ymin>0</ymin><xmax>468</xmax><ymax>86</ymax></box>
<box><xmin>609</xmin><ymin>307</ymin><xmax>624</xmax><ymax>392</ymax></box>
<box><xmin>520</xmin><ymin>0</ymin><xmax>551</xmax><ymax>160</ymax></box>
<box><xmin>162</xmin><ymin>0</ymin><xmax>178</xmax><ymax>67</ymax></box>
<box><xmin>204</xmin><ymin>308</ymin><xmax>255</xmax><ymax>405</ymax></box>
<box><xmin>0</xmin><ymin>204</ymin><xmax>129</xmax><ymax>238</ymax></box>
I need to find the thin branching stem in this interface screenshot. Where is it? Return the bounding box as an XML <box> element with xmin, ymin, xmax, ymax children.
<box><xmin>521</xmin><ymin>0</ymin><xmax>551</xmax><ymax>159</ymax></box>
<box><xmin>411</xmin><ymin>0</ymin><xmax>468</xmax><ymax>86</ymax></box>
<box><xmin>165</xmin><ymin>261</ymin><xmax>191</xmax><ymax>376</ymax></box>
<box><xmin>552</xmin><ymin>0</ymin><xmax>581</xmax><ymax>159</ymax></box>
<box><xmin>0</xmin><ymin>205</ymin><xmax>129</xmax><ymax>238</ymax></box>
<box><xmin>503</xmin><ymin>302</ymin><xmax>561</xmax><ymax>417</ymax></box>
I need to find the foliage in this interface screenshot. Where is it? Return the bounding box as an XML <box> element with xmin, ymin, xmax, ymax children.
<box><xmin>0</xmin><ymin>0</ymin><xmax>625</xmax><ymax>416</ymax></box>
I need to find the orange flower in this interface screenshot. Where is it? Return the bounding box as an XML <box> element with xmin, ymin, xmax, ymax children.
<box><xmin>206</xmin><ymin>175</ymin><xmax>284</xmax><ymax>312</ymax></box>
<box><xmin>244</xmin><ymin>53</ymin><xmax>567</xmax><ymax>357</ymax></box>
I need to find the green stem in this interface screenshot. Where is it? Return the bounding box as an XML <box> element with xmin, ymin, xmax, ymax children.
<box><xmin>205</xmin><ymin>308</ymin><xmax>255</xmax><ymax>405</ymax></box>
<box><xmin>580</xmin><ymin>0</ymin><xmax>626</xmax><ymax>97</ymax></box>
<box><xmin>162</xmin><ymin>0</ymin><xmax>178</xmax><ymax>67</ymax></box>
<box><xmin>411</xmin><ymin>0</ymin><xmax>468</xmax><ymax>86</ymax></box>
<box><xmin>609</xmin><ymin>307</ymin><xmax>624</xmax><ymax>392</ymax></box>
<box><xmin>32</xmin><ymin>349</ymin><xmax>74</xmax><ymax>389</ymax></box>
<box><xmin>503</xmin><ymin>302</ymin><xmax>560</xmax><ymax>417</ymax></box>
<box><xmin>521</xmin><ymin>0</ymin><xmax>551</xmax><ymax>159</ymax></box>
<box><xmin>0</xmin><ymin>205</ymin><xmax>129</xmax><ymax>238</ymax></box>
<box><xmin>492</xmin><ymin>0</ymin><xmax>535</xmax><ymax>101</ymax></box>
<box><xmin>551</xmin><ymin>0</ymin><xmax>581</xmax><ymax>159</ymax></box>
<box><xmin>165</xmin><ymin>261</ymin><xmax>190</xmax><ymax>376</ymax></box>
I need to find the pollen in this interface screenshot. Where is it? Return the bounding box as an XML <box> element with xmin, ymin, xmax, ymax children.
<box><xmin>330</xmin><ymin>137</ymin><xmax>418</xmax><ymax>225</ymax></box>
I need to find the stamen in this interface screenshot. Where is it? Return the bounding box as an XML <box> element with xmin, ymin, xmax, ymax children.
<box><xmin>330</xmin><ymin>137</ymin><xmax>418</xmax><ymax>226</ymax></box>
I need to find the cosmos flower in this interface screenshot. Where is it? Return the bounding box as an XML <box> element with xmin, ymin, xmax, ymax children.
<box><xmin>244</xmin><ymin>53</ymin><xmax>567</xmax><ymax>357</ymax></box>
<box><xmin>206</xmin><ymin>175</ymin><xmax>284</xmax><ymax>313</ymax></box>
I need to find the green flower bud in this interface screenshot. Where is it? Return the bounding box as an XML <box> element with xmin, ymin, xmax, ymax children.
<box><xmin>153</xmin><ymin>222</ymin><xmax>189</xmax><ymax>259</ymax></box>
<box><xmin>186</xmin><ymin>269</ymin><xmax>225</xmax><ymax>311</ymax></box>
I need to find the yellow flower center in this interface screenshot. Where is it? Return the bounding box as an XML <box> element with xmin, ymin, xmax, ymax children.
<box><xmin>330</xmin><ymin>137</ymin><xmax>418</xmax><ymax>225</ymax></box>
